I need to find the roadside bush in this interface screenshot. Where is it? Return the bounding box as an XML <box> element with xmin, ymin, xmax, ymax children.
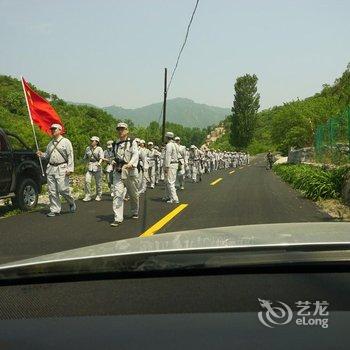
<box><xmin>273</xmin><ymin>164</ymin><xmax>349</xmax><ymax>200</ymax></box>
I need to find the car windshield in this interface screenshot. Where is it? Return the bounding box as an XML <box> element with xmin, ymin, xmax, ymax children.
<box><xmin>0</xmin><ymin>0</ymin><xmax>349</xmax><ymax>273</ymax></box>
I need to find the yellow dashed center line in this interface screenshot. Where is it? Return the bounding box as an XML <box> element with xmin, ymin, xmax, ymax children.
<box><xmin>229</xmin><ymin>170</ymin><xmax>235</xmax><ymax>174</ymax></box>
<box><xmin>210</xmin><ymin>178</ymin><xmax>223</xmax><ymax>186</ymax></box>
<box><xmin>140</xmin><ymin>204</ymin><xmax>188</xmax><ymax>237</ymax></box>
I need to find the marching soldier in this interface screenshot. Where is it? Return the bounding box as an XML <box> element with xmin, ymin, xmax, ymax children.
<box><xmin>147</xmin><ymin>142</ymin><xmax>160</xmax><ymax>188</ymax></box>
<box><xmin>214</xmin><ymin>150</ymin><xmax>219</xmax><ymax>171</ymax></box>
<box><xmin>36</xmin><ymin>123</ymin><xmax>76</xmax><ymax>217</ymax></box>
<box><xmin>266</xmin><ymin>151</ymin><xmax>274</xmax><ymax>170</ymax></box>
<box><xmin>218</xmin><ymin>150</ymin><xmax>223</xmax><ymax>169</ymax></box>
<box><xmin>198</xmin><ymin>148</ymin><xmax>204</xmax><ymax>180</ymax></box>
<box><xmin>203</xmin><ymin>149</ymin><xmax>211</xmax><ymax>173</ymax></box>
<box><xmin>189</xmin><ymin>145</ymin><xmax>200</xmax><ymax>183</ymax></box>
<box><xmin>232</xmin><ymin>152</ymin><xmax>238</xmax><ymax>168</ymax></box>
<box><xmin>163</xmin><ymin>132</ymin><xmax>179</xmax><ymax>203</ymax></box>
<box><xmin>110</xmin><ymin>122</ymin><xmax>139</xmax><ymax>227</ymax></box>
<box><xmin>103</xmin><ymin>140</ymin><xmax>115</xmax><ymax>196</ymax></box>
<box><xmin>154</xmin><ymin>145</ymin><xmax>162</xmax><ymax>184</ymax></box>
<box><xmin>209</xmin><ymin>150</ymin><xmax>215</xmax><ymax>172</ymax></box>
<box><xmin>83</xmin><ymin>136</ymin><xmax>104</xmax><ymax>202</ymax></box>
<box><xmin>138</xmin><ymin>139</ymin><xmax>149</xmax><ymax>195</ymax></box>
<box><xmin>174</xmin><ymin>136</ymin><xmax>187</xmax><ymax>190</ymax></box>
<box><xmin>185</xmin><ymin>147</ymin><xmax>191</xmax><ymax>178</ymax></box>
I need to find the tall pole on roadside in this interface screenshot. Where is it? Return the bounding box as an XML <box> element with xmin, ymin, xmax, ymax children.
<box><xmin>21</xmin><ymin>76</ymin><xmax>45</xmax><ymax>176</ymax></box>
<box><xmin>161</xmin><ymin>68</ymin><xmax>167</xmax><ymax>143</ymax></box>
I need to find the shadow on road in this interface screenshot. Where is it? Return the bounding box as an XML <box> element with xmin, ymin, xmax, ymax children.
<box><xmin>255</xmin><ymin>164</ymin><xmax>270</xmax><ymax>168</ymax></box>
<box><xmin>149</xmin><ymin>198</ymin><xmax>165</xmax><ymax>203</ymax></box>
<box><xmin>96</xmin><ymin>214</ymin><xmax>114</xmax><ymax>223</ymax></box>
<box><xmin>37</xmin><ymin>207</ymin><xmax>76</xmax><ymax>216</ymax></box>
<box><xmin>100</xmin><ymin>195</ymin><xmax>113</xmax><ymax>202</ymax></box>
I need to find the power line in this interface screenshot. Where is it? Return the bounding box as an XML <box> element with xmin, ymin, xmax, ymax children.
<box><xmin>157</xmin><ymin>0</ymin><xmax>200</xmax><ymax>124</ymax></box>
<box><xmin>167</xmin><ymin>0</ymin><xmax>200</xmax><ymax>92</ymax></box>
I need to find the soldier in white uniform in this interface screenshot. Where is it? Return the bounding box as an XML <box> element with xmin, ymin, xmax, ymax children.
<box><xmin>36</xmin><ymin>123</ymin><xmax>76</xmax><ymax>217</ymax></box>
<box><xmin>209</xmin><ymin>150</ymin><xmax>215</xmax><ymax>172</ymax></box>
<box><xmin>138</xmin><ymin>139</ymin><xmax>149</xmax><ymax>195</ymax></box>
<box><xmin>185</xmin><ymin>147</ymin><xmax>191</xmax><ymax>179</ymax></box>
<box><xmin>103</xmin><ymin>140</ymin><xmax>115</xmax><ymax>196</ymax></box>
<box><xmin>83</xmin><ymin>136</ymin><xmax>104</xmax><ymax>202</ymax></box>
<box><xmin>159</xmin><ymin>145</ymin><xmax>166</xmax><ymax>182</ymax></box>
<box><xmin>174</xmin><ymin>136</ymin><xmax>187</xmax><ymax>190</ymax></box>
<box><xmin>154</xmin><ymin>146</ymin><xmax>162</xmax><ymax>184</ymax></box>
<box><xmin>146</xmin><ymin>142</ymin><xmax>160</xmax><ymax>188</ymax></box>
<box><xmin>110</xmin><ymin>122</ymin><xmax>139</xmax><ymax>227</ymax></box>
<box><xmin>203</xmin><ymin>149</ymin><xmax>210</xmax><ymax>173</ymax></box>
<box><xmin>163</xmin><ymin>132</ymin><xmax>179</xmax><ymax>203</ymax></box>
<box><xmin>189</xmin><ymin>145</ymin><xmax>200</xmax><ymax>182</ymax></box>
<box><xmin>198</xmin><ymin>148</ymin><xmax>205</xmax><ymax>180</ymax></box>
<box><xmin>214</xmin><ymin>151</ymin><xmax>219</xmax><ymax>171</ymax></box>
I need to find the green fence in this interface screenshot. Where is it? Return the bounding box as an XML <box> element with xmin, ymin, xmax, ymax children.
<box><xmin>315</xmin><ymin>107</ymin><xmax>350</xmax><ymax>164</ymax></box>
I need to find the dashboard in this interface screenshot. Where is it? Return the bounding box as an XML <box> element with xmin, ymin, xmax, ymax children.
<box><xmin>0</xmin><ymin>269</ymin><xmax>349</xmax><ymax>349</ymax></box>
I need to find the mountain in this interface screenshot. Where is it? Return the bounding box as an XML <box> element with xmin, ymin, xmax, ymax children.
<box><xmin>103</xmin><ymin>97</ymin><xmax>230</xmax><ymax>128</ymax></box>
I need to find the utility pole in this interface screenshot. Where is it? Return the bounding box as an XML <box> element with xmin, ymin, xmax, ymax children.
<box><xmin>161</xmin><ymin>68</ymin><xmax>167</xmax><ymax>143</ymax></box>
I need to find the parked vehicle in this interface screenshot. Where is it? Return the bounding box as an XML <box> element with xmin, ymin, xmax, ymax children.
<box><xmin>0</xmin><ymin>128</ymin><xmax>46</xmax><ymax>210</ymax></box>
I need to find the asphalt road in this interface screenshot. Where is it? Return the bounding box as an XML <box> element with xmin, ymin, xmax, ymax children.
<box><xmin>0</xmin><ymin>155</ymin><xmax>331</xmax><ymax>264</ymax></box>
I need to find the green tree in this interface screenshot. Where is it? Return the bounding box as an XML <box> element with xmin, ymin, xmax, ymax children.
<box><xmin>230</xmin><ymin>74</ymin><xmax>260</xmax><ymax>149</ymax></box>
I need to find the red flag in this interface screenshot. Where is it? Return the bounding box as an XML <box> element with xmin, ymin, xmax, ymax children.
<box><xmin>21</xmin><ymin>77</ymin><xmax>64</xmax><ymax>135</ymax></box>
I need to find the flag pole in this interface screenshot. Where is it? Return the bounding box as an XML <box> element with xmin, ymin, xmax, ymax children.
<box><xmin>21</xmin><ymin>76</ymin><xmax>45</xmax><ymax>176</ymax></box>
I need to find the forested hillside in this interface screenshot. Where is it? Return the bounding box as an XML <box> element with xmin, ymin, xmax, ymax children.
<box><xmin>210</xmin><ymin>65</ymin><xmax>350</xmax><ymax>154</ymax></box>
<box><xmin>0</xmin><ymin>75</ymin><xmax>207</xmax><ymax>158</ymax></box>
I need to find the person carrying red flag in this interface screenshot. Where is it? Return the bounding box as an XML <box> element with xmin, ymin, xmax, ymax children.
<box><xmin>21</xmin><ymin>77</ymin><xmax>76</xmax><ymax>217</ymax></box>
<box><xmin>36</xmin><ymin>123</ymin><xmax>76</xmax><ymax>217</ymax></box>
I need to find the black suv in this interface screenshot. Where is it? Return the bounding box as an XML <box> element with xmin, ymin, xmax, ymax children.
<box><xmin>0</xmin><ymin>128</ymin><xmax>46</xmax><ymax>210</ymax></box>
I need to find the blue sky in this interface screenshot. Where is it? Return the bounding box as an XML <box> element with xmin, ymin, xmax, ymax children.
<box><xmin>1</xmin><ymin>0</ymin><xmax>349</xmax><ymax>110</ymax></box>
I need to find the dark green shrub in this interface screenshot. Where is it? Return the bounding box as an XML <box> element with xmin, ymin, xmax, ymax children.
<box><xmin>274</xmin><ymin>164</ymin><xmax>349</xmax><ymax>200</ymax></box>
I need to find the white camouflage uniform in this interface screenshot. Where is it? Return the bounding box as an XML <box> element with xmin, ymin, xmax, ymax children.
<box><xmin>189</xmin><ymin>147</ymin><xmax>200</xmax><ymax>182</ymax></box>
<box><xmin>138</xmin><ymin>146</ymin><xmax>149</xmax><ymax>194</ymax></box>
<box><xmin>147</xmin><ymin>147</ymin><xmax>161</xmax><ymax>188</ymax></box>
<box><xmin>175</xmin><ymin>143</ymin><xmax>187</xmax><ymax>189</ymax></box>
<box><xmin>112</xmin><ymin>138</ymin><xmax>139</xmax><ymax>222</ymax></box>
<box><xmin>104</xmin><ymin>147</ymin><xmax>114</xmax><ymax>189</ymax></box>
<box><xmin>164</xmin><ymin>140</ymin><xmax>179</xmax><ymax>202</ymax></box>
<box><xmin>41</xmin><ymin>136</ymin><xmax>75</xmax><ymax>214</ymax></box>
<box><xmin>83</xmin><ymin>145</ymin><xmax>104</xmax><ymax>198</ymax></box>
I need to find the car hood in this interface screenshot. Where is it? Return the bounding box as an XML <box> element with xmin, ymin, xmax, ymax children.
<box><xmin>1</xmin><ymin>222</ymin><xmax>350</xmax><ymax>271</ymax></box>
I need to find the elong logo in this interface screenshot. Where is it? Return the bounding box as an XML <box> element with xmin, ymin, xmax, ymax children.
<box><xmin>257</xmin><ymin>298</ymin><xmax>330</xmax><ymax>329</ymax></box>
<box><xmin>258</xmin><ymin>299</ymin><xmax>293</xmax><ymax>328</ymax></box>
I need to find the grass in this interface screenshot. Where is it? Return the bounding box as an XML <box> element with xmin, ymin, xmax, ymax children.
<box><xmin>0</xmin><ymin>206</ymin><xmax>22</xmax><ymax>219</ymax></box>
<box><xmin>273</xmin><ymin>164</ymin><xmax>349</xmax><ymax>201</ymax></box>
<box><xmin>0</xmin><ymin>202</ymin><xmax>46</xmax><ymax>219</ymax></box>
